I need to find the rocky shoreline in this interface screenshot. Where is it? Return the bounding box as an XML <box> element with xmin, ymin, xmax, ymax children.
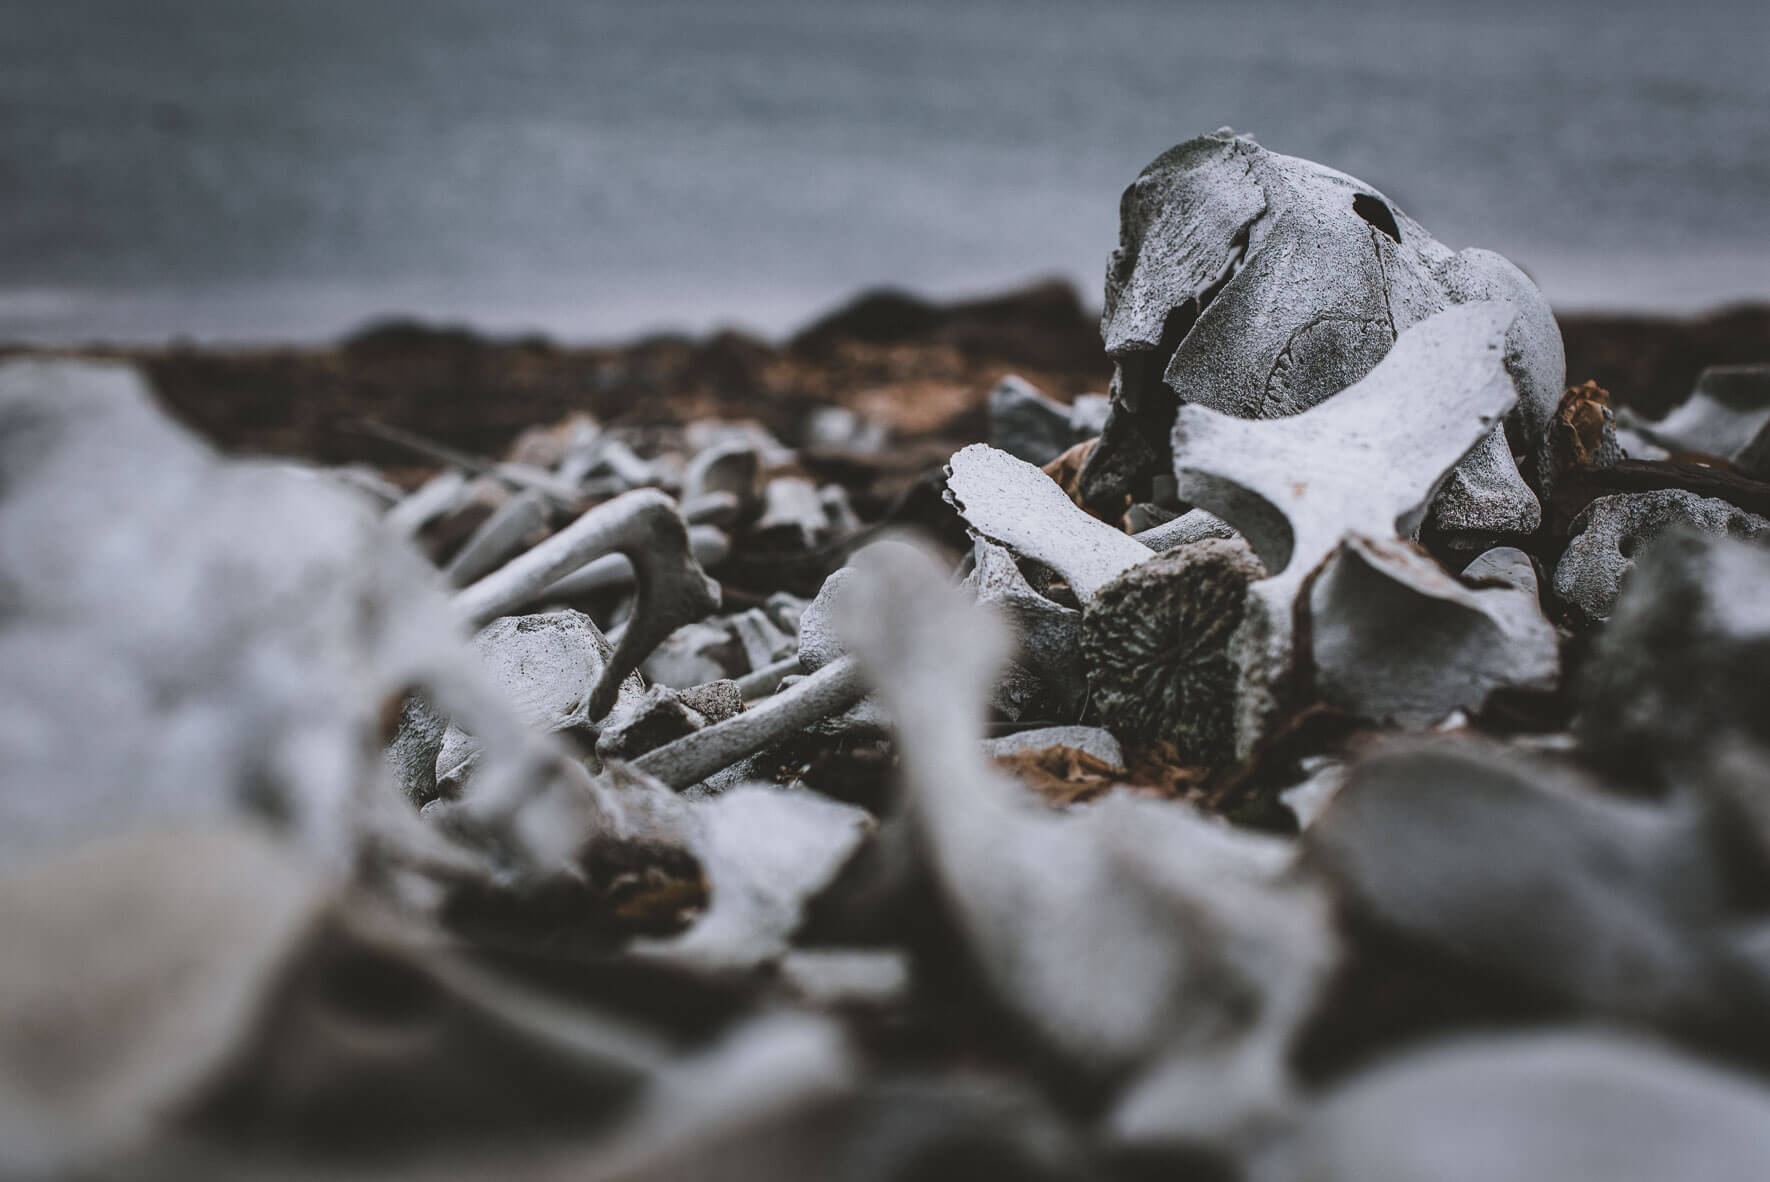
<box><xmin>7</xmin><ymin>280</ymin><xmax>1766</xmax><ymax>473</ymax></box>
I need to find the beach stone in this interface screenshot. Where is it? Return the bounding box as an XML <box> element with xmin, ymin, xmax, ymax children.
<box><xmin>1077</xmin><ymin>129</ymin><xmax>1561</xmax><ymax>549</ymax></box>
<box><xmin>596</xmin><ymin>685</ymin><xmax>711</xmax><ymax>762</ymax></box>
<box><xmin>1553</xmin><ymin>489</ymin><xmax>1770</xmax><ymax>624</ymax></box>
<box><xmin>1268</xmin><ymin>1032</ymin><xmax>1770</xmax><ymax>1182</ymax></box>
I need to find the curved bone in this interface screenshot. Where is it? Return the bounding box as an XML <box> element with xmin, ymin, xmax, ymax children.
<box><xmin>455</xmin><ymin>489</ymin><xmax>721</xmax><ymax>721</ymax></box>
<box><xmin>1170</xmin><ymin>302</ymin><xmax>1520</xmax><ymax>755</ymax></box>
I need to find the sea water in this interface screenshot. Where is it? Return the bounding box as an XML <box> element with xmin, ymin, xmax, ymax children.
<box><xmin>1</xmin><ymin>0</ymin><xmax>1765</xmax><ymax>343</ymax></box>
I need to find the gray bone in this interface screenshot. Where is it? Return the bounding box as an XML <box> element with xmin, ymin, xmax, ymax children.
<box><xmin>456</xmin><ymin>489</ymin><xmax>721</xmax><ymax>721</ymax></box>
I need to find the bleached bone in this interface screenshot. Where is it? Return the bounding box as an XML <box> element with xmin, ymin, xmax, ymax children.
<box><xmin>443</xmin><ymin>487</ymin><xmax>551</xmax><ymax>587</ymax></box>
<box><xmin>1171</xmin><ymin>301</ymin><xmax>1520</xmax><ymax>755</ymax></box>
<box><xmin>1077</xmin><ymin>129</ymin><xmax>1561</xmax><ymax>544</ymax></box>
<box><xmin>835</xmin><ymin>538</ymin><xmax>1334</xmax><ymax>1150</ymax></box>
<box><xmin>755</xmin><ymin>475</ymin><xmax>829</xmax><ymax>549</ymax></box>
<box><xmin>945</xmin><ymin>443</ymin><xmax>1151</xmax><ymax>601</ymax></box>
<box><xmin>455</xmin><ymin>489</ymin><xmax>721</xmax><ymax>721</ymax></box>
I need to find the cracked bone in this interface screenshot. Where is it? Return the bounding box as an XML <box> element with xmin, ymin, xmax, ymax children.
<box><xmin>1077</xmin><ymin>129</ymin><xmax>1560</xmax><ymax>545</ymax></box>
<box><xmin>442</xmin><ymin>486</ymin><xmax>552</xmax><ymax>588</ymax></box>
<box><xmin>945</xmin><ymin>442</ymin><xmax>1152</xmax><ymax>602</ymax></box>
<box><xmin>1307</xmin><ymin>538</ymin><xmax>1559</xmax><ymax>725</ymax></box>
<box><xmin>834</xmin><ymin>538</ymin><xmax>1334</xmax><ymax>1147</ymax></box>
<box><xmin>455</xmin><ymin>489</ymin><xmax>721</xmax><ymax>721</ymax></box>
<box><xmin>1170</xmin><ymin>301</ymin><xmax>1520</xmax><ymax>754</ymax></box>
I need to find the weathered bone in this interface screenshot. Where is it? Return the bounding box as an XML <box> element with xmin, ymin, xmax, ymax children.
<box><xmin>945</xmin><ymin>443</ymin><xmax>1151</xmax><ymax>601</ymax></box>
<box><xmin>1308</xmin><ymin>538</ymin><xmax>1559</xmax><ymax>725</ymax></box>
<box><xmin>1170</xmin><ymin>301</ymin><xmax>1520</xmax><ymax>754</ymax></box>
<box><xmin>530</xmin><ymin>525</ymin><xmax>730</xmax><ymax>605</ymax></box>
<box><xmin>455</xmin><ymin>489</ymin><xmax>721</xmax><ymax>721</ymax></box>
<box><xmin>1553</xmin><ymin>489</ymin><xmax>1770</xmax><ymax>625</ymax></box>
<box><xmin>1078</xmin><ymin>129</ymin><xmax>1562</xmax><ymax>543</ymax></box>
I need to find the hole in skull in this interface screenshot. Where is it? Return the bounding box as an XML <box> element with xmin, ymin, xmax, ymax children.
<box><xmin>1618</xmin><ymin>534</ymin><xmax>1641</xmax><ymax>558</ymax></box>
<box><xmin>318</xmin><ymin>948</ymin><xmax>440</xmax><ymax>1030</ymax></box>
<box><xmin>1353</xmin><ymin>193</ymin><xmax>1402</xmax><ymax>243</ymax></box>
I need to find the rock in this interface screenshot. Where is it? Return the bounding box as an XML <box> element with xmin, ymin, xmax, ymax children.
<box><xmin>1265</xmin><ymin>1032</ymin><xmax>1770</xmax><ymax>1182</ymax></box>
<box><xmin>1309</xmin><ymin>538</ymin><xmax>1558</xmax><ymax>725</ymax></box>
<box><xmin>1077</xmin><ymin>129</ymin><xmax>1562</xmax><ymax>546</ymax></box>
<box><xmin>596</xmin><ymin>685</ymin><xmax>712</xmax><ymax>762</ymax></box>
<box><xmin>1553</xmin><ymin>489</ymin><xmax>1770</xmax><ymax>624</ymax></box>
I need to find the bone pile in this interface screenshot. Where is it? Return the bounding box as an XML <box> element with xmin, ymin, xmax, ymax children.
<box><xmin>5</xmin><ymin>130</ymin><xmax>1770</xmax><ymax>1182</ymax></box>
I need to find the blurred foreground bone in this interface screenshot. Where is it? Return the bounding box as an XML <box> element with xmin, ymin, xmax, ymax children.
<box><xmin>0</xmin><ymin>359</ymin><xmax>554</xmax><ymax>870</ymax></box>
<box><xmin>0</xmin><ymin>827</ymin><xmax>668</xmax><ymax>1176</ymax></box>
<box><xmin>1078</xmin><ymin>128</ymin><xmax>1562</xmax><ymax>547</ymax></box>
<box><xmin>836</xmin><ymin>537</ymin><xmax>1335</xmax><ymax>1149</ymax></box>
